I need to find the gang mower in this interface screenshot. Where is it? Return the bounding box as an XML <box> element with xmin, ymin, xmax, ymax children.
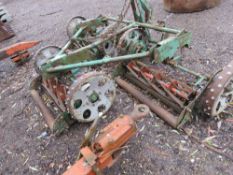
<box><xmin>31</xmin><ymin>0</ymin><xmax>233</xmax><ymax>134</ymax></box>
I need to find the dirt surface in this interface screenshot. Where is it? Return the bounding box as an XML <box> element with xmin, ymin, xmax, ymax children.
<box><xmin>1</xmin><ymin>0</ymin><xmax>233</xmax><ymax>175</ymax></box>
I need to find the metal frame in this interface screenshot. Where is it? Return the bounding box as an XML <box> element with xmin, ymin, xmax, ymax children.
<box><xmin>33</xmin><ymin>0</ymin><xmax>231</xmax><ymax>133</ymax></box>
<box><xmin>40</xmin><ymin>16</ymin><xmax>192</xmax><ymax>75</ymax></box>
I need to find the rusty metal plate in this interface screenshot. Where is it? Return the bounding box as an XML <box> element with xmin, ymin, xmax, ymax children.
<box><xmin>0</xmin><ymin>21</ymin><xmax>14</xmax><ymax>42</ymax></box>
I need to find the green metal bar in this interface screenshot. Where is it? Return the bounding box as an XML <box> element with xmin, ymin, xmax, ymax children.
<box><xmin>56</xmin><ymin>28</ymin><xmax>85</xmax><ymax>57</ymax></box>
<box><xmin>176</xmin><ymin>64</ymin><xmax>205</xmax><ymax>78</ymax></box>
<box><xmin>106</xmin><ymin>16</ymin><xmax>181</xmax><ymax>34</ymax></box>
<box><xmin>173</xmin><ymin>55</ymin><xmax>182</xmax><ymax>61</ymax></box>
<box><xmin>195</xmin><ymin>77</ymin><xmax>206</xmax><ymax>86</ymax></box>
<box><xmin>175</xmin><ymin>64</ymin><xmax>207</xmax><ymax>85</ymax></box>
<box><xmin>139</xmin><ymin>23</ymin><xmax>181</xmax><ymax>34</ymax></box>
<box><xmin>47</xmin><ymin>51</ymin><xmax>150</xmax><ymax>73</ymax></box>
<box><xmin>47</xmin><ymin>23</ymin><xmax>136</xmax><ymax>64</ymax></box>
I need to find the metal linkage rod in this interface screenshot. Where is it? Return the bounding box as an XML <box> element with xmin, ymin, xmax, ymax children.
<box><xmin>106</xmin><ymin>16</ymin><xmax>181</xmax><ymax>34</ymax></box>
<box><xmin>47</xmin><ymin>51</ymin><xmax>150</xmax><ymax>73</ymax></box>
<box><xmin>48</xmin><ymin>23</ymin><xmax>136</xmax><ymax>63</ymax></box>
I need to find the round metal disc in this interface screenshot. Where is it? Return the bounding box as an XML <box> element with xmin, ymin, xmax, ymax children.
<box><xmin>34</xmin><ymin>46</ymin><xmax>61</xmax><ymax>73</ymax></box>
<box><xmin>67</xmin><ymin>72</ymin><xmax>116</xmax><ymax>122</ymax></box>
<box><xmin>67</xmin><ymin>16</ymin><xmax>86</xmax><ymax>38</ymax></box>
<box><xmin>117</xmin><ymin>28</ymin><xmax>148</xmax><ymax>54</ymax></box>
<box><xmin>201</xmin><ymin>60</ymin><xmax>233</xmax><ymax>117</ymax></box>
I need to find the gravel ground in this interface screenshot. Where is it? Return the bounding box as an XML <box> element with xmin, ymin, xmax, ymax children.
<box><xmin>0</xmin><ymin>0</ymin><xmax>233</xmax><ymax>175</ymax></box>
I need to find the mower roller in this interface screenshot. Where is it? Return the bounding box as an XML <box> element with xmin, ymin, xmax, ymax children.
<box><xmin>31</xmin><ymin>0</ymin><xmax>233</xmax><ymax>134</ymax></box>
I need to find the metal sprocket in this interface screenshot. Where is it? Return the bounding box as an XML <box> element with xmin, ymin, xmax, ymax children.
<box><xmin>201</xmin><ymin>60</ymin><xmax>233</xmax><ymax>117</ymax></box>
<box><xmin>67</xmin><ymin>72</ymin><xmax>116</xmax><ymax>122</ymax></box>
<box><xmin>117</xmin><ymin>28</ymin><xmax>148</xmax><ymax>54</ymax></box>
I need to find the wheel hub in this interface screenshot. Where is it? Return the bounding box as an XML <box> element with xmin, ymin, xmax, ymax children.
<box><xmin>67</xmin><ymin>72</ymin><xmax>116</xmax><ymax>122</ymax></box>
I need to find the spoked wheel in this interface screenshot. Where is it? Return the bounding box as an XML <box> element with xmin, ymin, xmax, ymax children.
<box><xmin>67</xmin><ymin>16</ymin><xmax>86</xmax><ymax>38</ymax></box>
<box><xmin>34</xmin><ymin>46</ymin><xmax>61</xmax><ymax>73</ymax></box>
<box><xmin>67</xmin><ymin>72</ymin><xmax>116</xmax><ymax>122</ymax></box>
<box><xmin>201</xmin><ymin>60</ymin><xmax>233</xmax><ymax>117</ymax></box>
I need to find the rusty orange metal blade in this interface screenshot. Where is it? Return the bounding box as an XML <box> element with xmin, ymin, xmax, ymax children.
<box><xmin>0</xmin><ymin>41</ymin><xmax>40</xmax><ymax>61</ymax></box>
<box><xmin>5</xmin><ymin>41</ymin><xmax>40</xmax><ymax>55</ymax></box>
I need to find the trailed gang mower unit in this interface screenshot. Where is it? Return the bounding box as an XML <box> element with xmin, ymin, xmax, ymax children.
<box><xmin>31</xmin><ymin>0</ymin><xmax>233</xmax><ymax>134</ymax></box>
